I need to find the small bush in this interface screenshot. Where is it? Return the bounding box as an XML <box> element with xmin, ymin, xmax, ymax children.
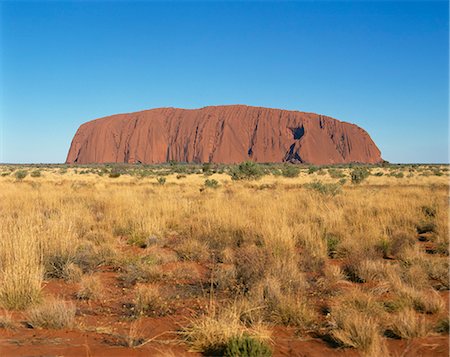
<box><xmin>202</xmin><ymin>162</ymin><xmax>212</xmax><ymax>174</ymax></box>
<box><xmin>328</xmin><ymin>168</ymin><xmax>345</xmax><ymax>179</ymax></box>
<box><xmin>28</xmin><ymin>299</ymin><xmax>76</xmax><ymax>329</ymax></box>
<box><xmin>157</xmin><ymin>177</ymin><xmax>166</xmax><ymax>185</ymax></box>
<box><xmin>224</xmin><ymin>334</ymin><xmax>272</xmax><ymax>357</ymax></box>
<box><xmin>281</xmin><ymin>165</ymin><xmax>300</xmax><ymax>178</ymax></box>
<box><xmin>350</xmin><ymin>168</ymin><xmax>369</xmax><ymax>184</ymax></box>
<box><xmin>14</xmin><ymin>170</ymin><xmax>28</xmax><ymax>180</ymax></box>
<box><xmin>305</xmin><ymin>181</ymin><xmax>341</xmax><ymax>196</ymax></box>
<box><xmin>205</xmin><ymin>179</ymin><xmax>219</xmax><ymax>188</ymax></box>
<box><xmin>30</xmin><ymin>170</ymin><xmax>41</xmax><ymax>178</ymax></box>
<box><xmin>307</xmin><ymin>166</ymin><xmax>319</xmax><ymax>174</ymax></box>
<box><xmin>230</xmin><ymin>161</ymin><xmax>263</xmax><ymax>181</ymax></box>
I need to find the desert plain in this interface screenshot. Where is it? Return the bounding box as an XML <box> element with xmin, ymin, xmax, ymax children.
<box><xmin>0</xmin><ymin>163</ymin><xmax>448</xmax><ymax>356</ymax></box>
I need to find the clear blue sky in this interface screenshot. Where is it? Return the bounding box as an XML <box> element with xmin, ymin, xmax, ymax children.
<box><xmin>1</xmin><ymin>1</ymin><xmax>448</xmax><ymax>163</ymax></box>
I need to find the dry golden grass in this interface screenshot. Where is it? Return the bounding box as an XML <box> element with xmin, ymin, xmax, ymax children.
<box><xmin>0</xmin><ymin>164</ymin><xmax>448</xmax><ymax>355</ymax></box>
<box><xmin>27</xmin><ymin>298</ymin><xmax>76</xmax><ymax>329</ymax></box>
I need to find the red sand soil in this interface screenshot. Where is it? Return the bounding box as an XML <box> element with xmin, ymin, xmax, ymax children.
<box><xmin>0</xmin><ymin>241</ymin><xmax>447</xmax><ymax>356</ymax></box>
<box><xmin>66</xmin><ymin>105</ymin><xmax>382</xmax><ymax>165</ymax></box>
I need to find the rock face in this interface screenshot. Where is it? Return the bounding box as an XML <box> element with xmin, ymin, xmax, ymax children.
<box><xmin>66</xmin><ymin>105</ymin><xmax>382</xmax><ymax>165</ymax></box>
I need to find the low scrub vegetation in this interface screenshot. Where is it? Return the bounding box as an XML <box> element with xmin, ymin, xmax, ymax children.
<box><xmin>0</xmin><ymin>164</ymin><xmax>448</xmax><ymax>355</ymax></box>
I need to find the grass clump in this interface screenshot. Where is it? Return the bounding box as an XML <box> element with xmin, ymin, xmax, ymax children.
<box><xmin>30</xmin><ymin>170</ymin><xmax>41</xmax><ymax>178</ymax></box>
<box><xmin>28</xmin><ymin>298</ymin><xmax>76</xmax><ymax>329</ymax></box>
<box><xmin>330</xmin><ymin>310</ymin><xmax>386</xmax><ymax>356</ymax></box>
<box><xmin>223</xmin><ymin>334</ymin><xmax>272</xmax><ymax>357</ymax></box>
<box><xmin>76</xmin><ymin>275</ymin><xmax>103</xmax><ymax>300</ymax></box>
<box><xmin>304</xmin><ymin>181</ymin><xmax>341</xmax><ymax>196</ymax></box>
<box><xmin>385</xmin><ymin>308</ymin><xmax>428</xmax><ymax>339</ymax></box>
<box><xmin>133</xmin><ymin>284</ymin><xmax>167</xmax><ymax>316</ymax></box>
<box><xmin>0</xmin><ymin>312</ymin><xmax>14</xmax><ymax>329</ymax></box>
<box><xmin>182</xmin><ymin>303</ymin><xmax>270</xmax><ymax>354</ymax></box>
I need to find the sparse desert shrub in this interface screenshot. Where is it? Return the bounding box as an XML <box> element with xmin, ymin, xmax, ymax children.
<box><xmin>386</xmin><ymin>308</ymin><xmax>428</xmax><ymax>339</ymax></box>
<box><xmin>205</xmin><ymin>178</ymin><xmax>219</xmax><ymax>188</ymax></box>
<box><xmin>304</xmin><ymin>181</ymin><xmax>341</xmax><ymax>196</ymax></box>
<box><xmin>28</xmin><ymin>299</ymin><xmax>76</xmax><ymax>329</ymax></box>
<box><xmin>281</xmin><ymin>165</ymin><xmax>300</xmax><ymax>178</ymax></box>
<box><xmin>109</xmin><ymin>168</ymin><xmax>121</xmax><ymax>178</ymax></box>
<box><xmin>230</xmin><ymin>161</ymin><xmax>263</xmax><ymax>181</ymax></box>
<box><xmin>307</xmin><ymin>166</ymin><xmax>319</xmax><ymax>174</ymax></box>
<box><xmin>30</xmin><ymin>170</ymin><xmax>41</xmax><ymax>178</ymax></box>
<box><xmin>14</xmin><ymin>170</ymin><xmax>28</xmax><ymax>180</ymax></box>
<box><xmin>202</xmin><ymin>162</ymin><xmax>212</xmax><ymax>174</ymax></box>
<box><xmin>350</xmin><ymin>167</ymin><xmax>369</xmax><ymax>184</ymax></box>
<box><xmin>328</xmin><ymin>168</ymin><xmax>345</xmax><ymax>179</ymax></box>
<box><xmin>223</xmin><ymin>334</ymin><xmax>272</xmax><ymax>357</ymax></box>
<box><xmin>76</xmin><ymin>275</ymin><xmax>103</xmax><ymax>300</ymax></box>
<box><xmin>157</xmin><ymin>176</ymin><xmax>166</xmax><ymax>185</ymax></box>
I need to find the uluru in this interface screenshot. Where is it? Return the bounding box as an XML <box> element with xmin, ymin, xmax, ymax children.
<box><xmin>66</xmin><ymin>105</ymin><xmax>382</xmax><ymax>165</ymax></box>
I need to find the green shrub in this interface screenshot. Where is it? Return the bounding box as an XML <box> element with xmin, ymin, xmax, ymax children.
<box><xmin>202</xmin><ymin>162</ymin><xmax>212</xmax><ymax>174</ymax></box>
<box><xmin>350</xmin><ymin>168</ymin><xmax>370</xmax><ymax>184</ymax></box>
<box><xmin>205</xmin><ymin>179</ymin><xmax>219</xmax><ymax>188</ymax></box>
<box><xmin>14</xmin><ymin>170</ymin><xmax>28</xmax><ymax>180</ymax></box>
<box><xmin>305</xmin><ymin>181</ymin><xmax>341</xmax><ymax>196</ymax></box>
<box><xmin>328</xmin><ymin>168</ymin><xmax>345</xmax><ymax>179</ymax></box>
<box><xmin>307</xmin><ymin>166</ymin><xmax>319</xmax><ymax>174</ymax></box>
<box><xmin>281</xmin><ymin>165</ymin><xmax>300</xmax><ymax>178</ymax></box>
<box><xmin>230</xmin><ymin>161</ymin><xmax>263</xmax><ymax>181</ymax></box>
<box><xmin>157</xmin><ymin>177</ymin><xmax>166</xmax><ymax>185</ymax></box>
<box><xmin>223</xmin><ymin>335</ymin><xmax>272</xmax><ymax>357</ymax></box>
<box><xmin>109</xmin><ymin>170</ymin><xmax>121</xmax><ymax>178</ymax></box>
<box><xmin>30</xmin><ymin>170</ymin><xmax>41</xmax><ymax>178</ymax></box>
